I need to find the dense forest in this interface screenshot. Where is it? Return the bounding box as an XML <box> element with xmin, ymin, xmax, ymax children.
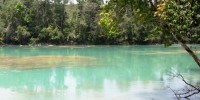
<box><xmin>0</xmin><ymin>0</ymin><xmax>200</xmax><ymax>45</ymax></box>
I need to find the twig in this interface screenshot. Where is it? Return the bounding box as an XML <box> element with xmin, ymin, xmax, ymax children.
<box><xmin>178</xmin><ymin>74</ymin><xmax>200</xmax><ymax>91</ymax></box>
<box><xmin>169</xmin><ymin>87</ymin><xmax>179</xmax><ymax>100</ymax></box>
<box><xmin>168</xmin><ymin>72</ymin><xmax>200</xmax><ymax>99</ymax></box>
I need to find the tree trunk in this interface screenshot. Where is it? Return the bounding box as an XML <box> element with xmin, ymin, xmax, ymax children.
<box><xmin>179</xmin><ymin>42</ymin><xmax>200</xmax><ymax>67</ymax></box>
<box><xmin>172</xmin><ymin>34</ymin><xmax>200</xmax><ymax>67</ymax></box>
<box><xmin>2</xmin><ymin>0</ymin><xmax>6</xmax><ymax>3</ymax></box>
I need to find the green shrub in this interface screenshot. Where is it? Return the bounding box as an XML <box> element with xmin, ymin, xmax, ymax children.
<box><xmin>29</xmin><ymin>37</ymin><xmax>39</xmax><ymax>45</ymax></box>
<box><xmin>15</xmin><ymin>25</ymin><xmax>30</xmax><ymax>44</ymax></box>
<box><xmin>39</xmin><ymin>25</ymin><xmax>63</xmax><ymax>44</ymax></box>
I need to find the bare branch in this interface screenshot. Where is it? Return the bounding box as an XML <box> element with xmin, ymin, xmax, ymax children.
<box><xmin>169</xmin><ymin>87</ymin><xmax>179</xmax><ymax>99</ymax></box>
<box><xmin>184</xmin><ymin>90</ymin><xmax>200</xmax><ymax>98</ymax></box>
<box><xmin>168</xmin><ymin>72</ymin><xmax>200</xmax><ymax>99</ymax></box>
<box><xmin>178</xmin><ymin>74</ymin><xmax>200</xmax><ymax>91</ymax></box>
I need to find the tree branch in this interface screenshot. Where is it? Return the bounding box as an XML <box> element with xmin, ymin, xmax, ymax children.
<box><xmin>172</xmin><ymin>33</ymin><xmax>200</xmax><ymax>67</ymax></box>
<box><xmin>169</xmin><ymin>73</ymin><xmax>200</xmax><ymax>99</ymax></box>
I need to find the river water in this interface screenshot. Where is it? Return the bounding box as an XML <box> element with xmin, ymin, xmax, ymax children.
<box><xmin>0</xmin><ymin>45</ymin><xmax>199</xmax><ymax>100</ymax></box>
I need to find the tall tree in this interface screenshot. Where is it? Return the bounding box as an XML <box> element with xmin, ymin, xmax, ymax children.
<box><xmin>99</xmin><ymin>0</ymin><xmax>160</xmax><ymax>44</ymax></box>
<box><xmin>155</xmin><ymin>0</ymin><xmax>200</xmax><ymax>67</ymax></box>
<box><xmin>71</xmin><ymin>0</ymin><xmax>101</xmax><ymax>44</ymax></box>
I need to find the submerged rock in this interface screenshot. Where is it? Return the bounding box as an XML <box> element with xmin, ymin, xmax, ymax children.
<box><xmin>0</xmin><ymin>56</ymin><xmax>97</xmax><ymax>69</ymax></box>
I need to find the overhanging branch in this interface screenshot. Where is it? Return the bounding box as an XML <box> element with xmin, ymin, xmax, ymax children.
<box><xmin>172</xmin><ymin>33</ymin><xmax>200</xmax><ymax>67</ymax></box>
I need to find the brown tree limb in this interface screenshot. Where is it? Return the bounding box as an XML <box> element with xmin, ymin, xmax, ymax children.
<box><xmin>172</xmin><ymin>33</ymin><xmax>200</xmax><ymax>67</ymax></box>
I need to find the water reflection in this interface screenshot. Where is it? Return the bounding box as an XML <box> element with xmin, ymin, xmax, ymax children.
<box><xmin>64</xmin><ymin>72</ymin><xmax>77</xmax><ymax>100</ymax></box>
<box><xmin>0</xmin><ymin>75</ymin><xmax>174</xmax><ymax>100</ymax></box>
<box><xmin>0</xmin><ymin>46</ymin><xmax>199</xmax><ymax>100</ymax></box>
<box><xmin>0</xmin><ymin>67</ymin><xmax>199</xmax><ymax>100</ymax></box>
<box><xmin>0</xmin><ymin>69</ymin><xmax>199</xmax><ymax>100</ymax></box>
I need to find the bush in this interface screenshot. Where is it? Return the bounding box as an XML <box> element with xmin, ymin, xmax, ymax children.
<box><xmin>39</xmin><ymin>25</ymin><xmax>63</xmax><ymax>44</ymax></box>
<box><xmin>15</xmin><ymin>25</ymin><xmax>30</xmax><ymax>44</ymax></box>
<box><xmin>29</xmin><ymin>37</ymin><xmax>39</xmax><ymax>45</ymax></box>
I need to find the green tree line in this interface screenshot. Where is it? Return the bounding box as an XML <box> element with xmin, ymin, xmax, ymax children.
<box><xmin>0</xmin><ymin>0</ymin><xmax>200</xmax><ymax>45</ymax></box>
<box><xmin>0</xmin><ymin>0</ymin><xmax>102</xmax><ymax>45</ymax></box>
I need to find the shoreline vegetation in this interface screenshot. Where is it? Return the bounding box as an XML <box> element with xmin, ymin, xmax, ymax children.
<box><xmin>0</xmin><ymin>0</ymin><xmax>200</xmax><ymax>46</ymax></box>
<box><xmin>1</xmin><ymin>43</ymin><xmax>200</xmax><ymax>47</ymax></box>
<box><xmin>0</xmin><ymin>0</ymin><xmax>199</xmax><ymax>82</ymax></box>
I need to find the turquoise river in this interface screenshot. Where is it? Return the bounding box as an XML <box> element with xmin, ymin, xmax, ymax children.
<box><xmin>0</xmin><ymin>45</ymin><xmax>199</xmax><ymax>100</ymax></box>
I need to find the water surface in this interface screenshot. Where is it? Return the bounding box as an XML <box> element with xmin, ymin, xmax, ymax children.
<box><xmin>0</xmin><ymin>45</ymin><xmax>199</xmax><ymax>100</ymax></box>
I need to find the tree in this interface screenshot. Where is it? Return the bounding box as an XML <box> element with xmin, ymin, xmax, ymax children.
<box><xmin>155</xmin><ymin>0</ymin><xmax>200</xmax><ymax>67</ymax></box>
<box><xmin>39</xmin><ymin>25</ymin><xmax>63</xmax><ymax>44</ymax></box>
<box><xmin>99</xmin><ymin>0</ymin><xmax>200</xmax><ymax>67</ymax></box>
<box><xmin>70</xmin><ymin>0</ymin><xmax>101</xmax><ymax>44</ymax></box>
<box><xmin>15</xmin><ymin>25</ymin><xmax>30</xmax><ymax>44</ymax></box>
<box><xmin>98</xmin><ymin>0</ymin><xmax>161</xmax><ymax>44</ymax></box>
<box><xmin>99</xmin><ymin>0</ymin><xmax>200</xmax><ymax>98</ymax></box>
<box><xmin>0</xmin><ymin>0</ymin><xmax>18</xmax><ymax>43</ymax></box>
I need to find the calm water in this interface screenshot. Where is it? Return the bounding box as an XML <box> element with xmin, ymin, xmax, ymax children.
<box><xmin>0</xmin><ymin>45</ymin><xmax>199</xmax><ymax>100</ymax></box>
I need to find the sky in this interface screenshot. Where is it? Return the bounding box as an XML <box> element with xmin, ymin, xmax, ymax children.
<box><xmin>68</xmin><ymin>0</ymin><xmax>78</xmax><ymax>4</ymax></box>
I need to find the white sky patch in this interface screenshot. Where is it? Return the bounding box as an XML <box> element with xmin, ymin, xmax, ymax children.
<box><xmin>68</xmin><ymin>0</ymin><xmax>78</xmax><ymax>4</ymax></box>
